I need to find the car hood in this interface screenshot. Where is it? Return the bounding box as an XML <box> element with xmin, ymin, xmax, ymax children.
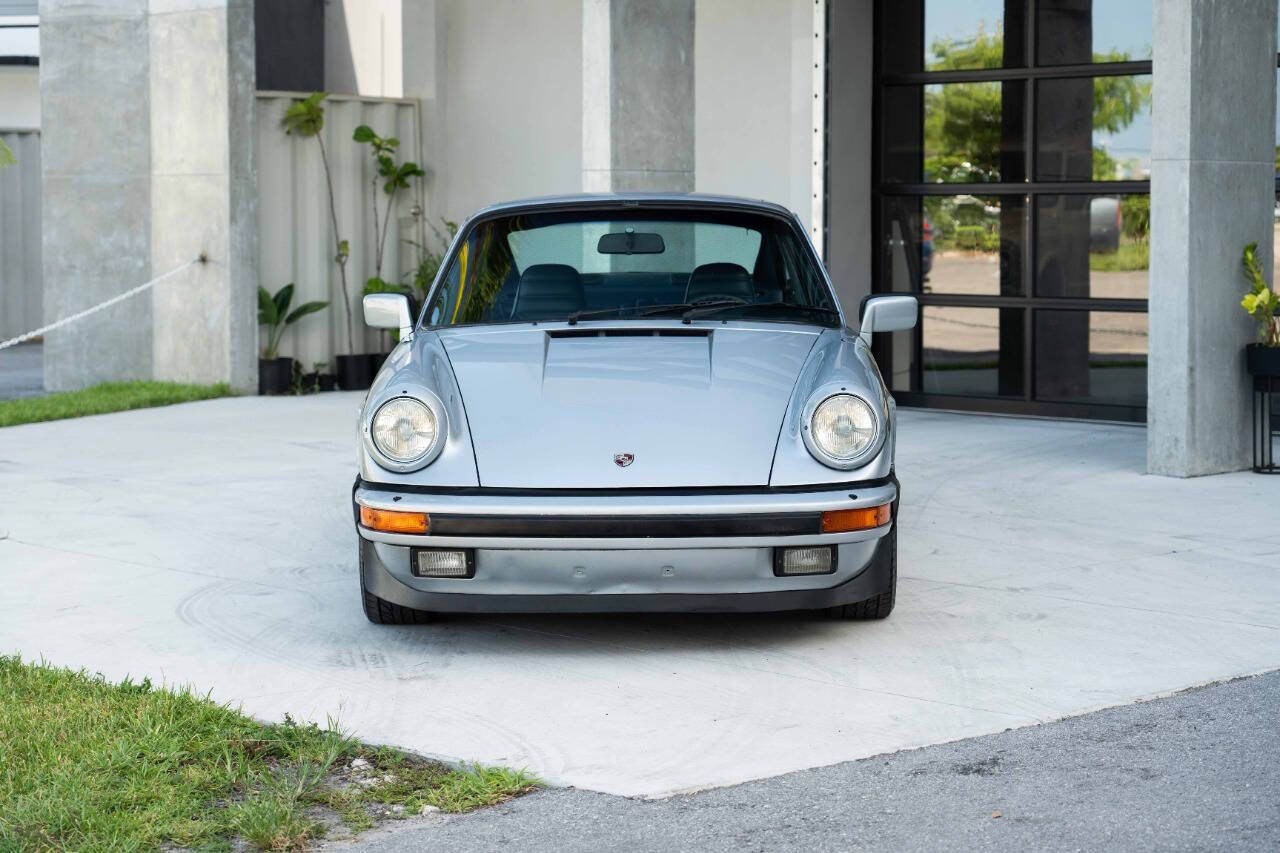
<box><xmin>436</xmin><ymin>325</ymin><xmax>821</xmax><ymax>488</ymax></box>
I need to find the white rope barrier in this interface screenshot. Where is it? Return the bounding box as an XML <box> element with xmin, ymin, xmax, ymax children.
<box><xmin>0</xmin><ymin>257</ymin><xmax>204</xmax><ymax>352</ymax></box>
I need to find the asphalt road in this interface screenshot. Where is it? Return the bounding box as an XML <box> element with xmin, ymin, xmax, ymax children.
<box><xmin>339</xmin><ymin>670</ymin><xmax>1280</xmax><ymax>852</ymax></box>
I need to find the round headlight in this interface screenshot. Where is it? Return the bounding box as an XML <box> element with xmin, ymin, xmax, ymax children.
<box><xmin>371</xmin><ymin>397</ymin><xmax>438</xmax><ymax>463</ymax></box>
<box><xmin>809</xmin><ymin>394</ymin><xmax>877</xmax><ymax>465</ymax></box>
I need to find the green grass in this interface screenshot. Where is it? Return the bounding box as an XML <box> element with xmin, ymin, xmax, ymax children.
<box><xmin>1089</xmin><ymin>240</ymin><xmax>1149</xmax><ymax>273</ymax></box>
<box><xmin>0</xmin><ymin>381</ymin><xmax>233</xmax><ymax>428</ymax></box>
<box><xmin>0</xmin><ymin>656</ymin><xmax>539</xmax><ymax>851</ymax></box>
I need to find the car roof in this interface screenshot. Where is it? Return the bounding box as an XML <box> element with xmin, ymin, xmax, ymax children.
<box><xmin>469</xmin><ymin>192</ymin><xmax>799</xmax><ymax>220</ymax></box>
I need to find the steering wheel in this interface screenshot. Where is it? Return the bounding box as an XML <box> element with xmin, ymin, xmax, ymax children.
<box><xmin>690</xmin><ymin>295</ymin><xmax>749</xmax><ymax>306</ymax></box>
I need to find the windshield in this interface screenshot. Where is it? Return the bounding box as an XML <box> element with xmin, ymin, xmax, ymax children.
<box><xmin>423</xmin><ymin>208</ymin><xmax>839</xmax><ymax>328</ymax></box>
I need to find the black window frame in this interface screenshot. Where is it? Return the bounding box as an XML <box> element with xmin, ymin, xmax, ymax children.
<box><xmin>870</xmin><ymin>0</ymin><xmax>1152</xmax><ymax>423</ymax></box>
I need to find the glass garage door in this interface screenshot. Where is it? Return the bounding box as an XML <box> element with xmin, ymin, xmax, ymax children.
<box><xmin>872</xmin><ymin>0</ymin><xmax>1151</xmax><ymax>421</ymax></box>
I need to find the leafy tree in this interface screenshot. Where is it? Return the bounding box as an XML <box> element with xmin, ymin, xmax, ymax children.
<box><xmin>0</xmin><ymin>139</ymin><xmax>14</xmax><ymax>167</ymax></box>
<box><xmin>924</xmin><ymin>31</ymin><xmax>1151</xmax><ymax>183</ymax></box>
<box><xmin>1120</xmin><ymin>195</ymin><xmax>1150</xmax><ymax>241</ymax></box>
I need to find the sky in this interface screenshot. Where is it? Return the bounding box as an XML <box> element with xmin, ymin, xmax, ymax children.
<box><xmin>924</xmin><ymin>1</ymin><xmax>1153</xmax><ymax>61</ymax></box>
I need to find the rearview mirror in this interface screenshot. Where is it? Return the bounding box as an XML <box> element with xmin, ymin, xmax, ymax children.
<box><xmin>597</xmin><ymin>231</ymin><xmax>665</xmax><ymax>254</ymax></box>
<box><xmin>858</xmin><ymin>295</ymin><xmax>918</xmax><ymax>345</ymax></box>
<box><xmin>363</xmin><ymin>293</ymin><xmax>413</xmax><ymax>340</ymax></box>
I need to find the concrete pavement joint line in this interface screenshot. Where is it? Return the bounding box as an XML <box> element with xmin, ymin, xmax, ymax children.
<box><xmin>903</xmin><ymin>528</ymin><xmax>1241</xmax><ymax>581</ymax></box>
<box><xmin>915</xmin><ymin>576</ymin><xmax>1280</xmax><ymax>632</ymax></box>
<box><xmin>3</xmin><ymin>535</ymin><xmax>316</xmax><ymax>594</ymax></box>
<box><xmin>1</xmin><ymin>537</ymin><xmax>174</xmax><ymax>581</ymax></box>
<box><xmin>483</xmin><ymin>620</ymin><xmax>1035</xmax><ymax>720</ymax></box>
<box><xmin>920</xmin><ymin>547</ymin><xmax>1197</xmax><ymax>589</ymax></box>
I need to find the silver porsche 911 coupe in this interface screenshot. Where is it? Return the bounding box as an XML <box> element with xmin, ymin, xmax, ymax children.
<box><xmin>352</xmin><ymin>194</ymin><xmax>917</xmax><ymax>623</ymax></box>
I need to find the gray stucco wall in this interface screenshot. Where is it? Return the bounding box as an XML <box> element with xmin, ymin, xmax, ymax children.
<box><xmin>1147</xmin><ymin>0</ymin><xmax>1278</xmax><ymax>476</ymax></box>
<box><xmin>39</xmin><ymin>0</ymin><xmax>153</xmax><ymax>390</ymax></box>
<box><xmin>694</xmin><ymin>0</ymin><xmax>826</xmax><ymax>236</ymax></box>
<box><xmin>150</xmin><ymin>0</ymin><xmax>257</xmax><ymax>392</ymax></box>
<box><xmin>610</xmin><ymin>0</ymin><xmax>694</xmax><ymax>192</ymax></box>
<box><xmin>398</xmin><ymin>0</ymin><xmax>827</xmax><ymax>233</ymax></box>
<box><xmin>0</xmin><ymin>130</ymin><xmax>41</xmax><ymax>341</ymax></box>
<box><xmin>403</xmin><ymin>0</ymin><xmax>583</xmax><ymax>227</ymax></box>
<box><xmin>40</xmin><ymin>0</ymin><xmax>257</xmax><ymax>392</ymax></box>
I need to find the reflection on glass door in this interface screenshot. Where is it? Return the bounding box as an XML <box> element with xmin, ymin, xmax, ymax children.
<box><xmin>872</xmin><ymin>0</ymin><xmax>1151</xmax><ymax>421</ymax></box>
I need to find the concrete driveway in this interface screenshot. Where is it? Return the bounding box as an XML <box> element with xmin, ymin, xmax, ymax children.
<box><xmin>1</xmin><ymin>394</ymin><xmax>1277</xmax><ymax>797</ymax></box>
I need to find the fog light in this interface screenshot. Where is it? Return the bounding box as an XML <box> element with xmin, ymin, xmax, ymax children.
<box><xmin>412</xmin><ymin>548</ymin><xmax>474</xmax><ymax>578</ymax></box>
<box><xmin>774</xmin><ymin>546</ymin><xmax>836</xmax><ymax>576</ymax></box>
<box><xmin>821</xmin><ymin>503</ymin><xmax>891</xmax><ymax>533</ymax></box>
<box><xmin>360</xmin><ymin>506</ymin><xmax>429</xmax><ymax>534</ymax></box>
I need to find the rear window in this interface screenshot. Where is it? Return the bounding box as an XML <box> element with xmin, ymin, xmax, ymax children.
<box><xmin>424</xmin><ymin>208</ymin><xmax>838</xmax><ymax>328</ymax></box>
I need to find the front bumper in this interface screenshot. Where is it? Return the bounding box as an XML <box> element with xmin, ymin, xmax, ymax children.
<box><xmin>353</xmin><ymin>476</ymin><xmax>898</xmax><ymax>613</ymax></box>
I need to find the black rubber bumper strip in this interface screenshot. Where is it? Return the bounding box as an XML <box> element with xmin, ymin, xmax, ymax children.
<box><xmin>426</xmin><ymin>512</ymin><xmax>822</xmax><ymax>538</ymax></box>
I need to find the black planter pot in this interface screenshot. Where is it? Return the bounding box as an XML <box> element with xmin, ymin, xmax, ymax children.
<box><xmin>336</xmin><ymin>353</ymin><xmax>380</xmax><ymax>390</ymax></box>
<box><xmin>258</xmin><ymin>357</ymin><xmax>294</xmax><ymax>395</ymax></box>
<box><xmin>301</xmin><ymin>372</ymin><xmax>339</xmax><ymax>393</ymax></box>
<box><xmin>1245</xmin><ymin>343</ymin><xmax>1280</xmax><ymax>377</ymax></box>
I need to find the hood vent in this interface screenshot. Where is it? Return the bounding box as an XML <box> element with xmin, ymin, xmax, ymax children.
<box><xmin>546</xmin><ymin>327</ymin><xmax>711</xmax><ymax>339</ymax></box>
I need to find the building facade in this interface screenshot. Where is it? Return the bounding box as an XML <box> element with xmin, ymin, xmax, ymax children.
<box><xmin>0</xmin><ymin>0</ymin><xmax>40</xmax><ymax>341</ymax></box>
<box><xmin>27</xmin><ymin>0</ymin><xmax>1280</xmax><ymax>476</ymax></box>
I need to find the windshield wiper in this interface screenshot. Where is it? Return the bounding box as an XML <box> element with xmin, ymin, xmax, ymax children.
<box><xmin>681</xmin><ymin>301</ymin><xmax>842</xmax><ymax>324</ymax></box>
<box><xmin>566</xmin><ymin>303</ymin><xmax>695</xmax><ymax>325</ymax></box>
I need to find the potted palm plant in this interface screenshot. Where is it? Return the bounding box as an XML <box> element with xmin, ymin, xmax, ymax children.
<box><xmin>281</xmin><ymin>93</ymin><xmax>376</xmax><ymax>390</ymax></box>
<box><xmin>1241</xmin><ymin>242</ymin><xmax>1280</xmax><ymax>376</ymax></box>
<box><xmin>354</xmin><ymin>124</ymin><xmax>425</xmax><ymax>363</ymax></box>
<box><xmin>258</xmin><ymin>284</ymin><xmax>328</xmax><ymax>395</ymax></box>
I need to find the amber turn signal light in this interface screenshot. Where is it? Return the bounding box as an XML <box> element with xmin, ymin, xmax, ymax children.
<box><xmin>821</xmin><ymin>503</ymin><xmax>891</xmax><ymax>533</ymax></box>
<box><xmin>359</xmin><ymin>506</ymin><xmax>429</xmax><ymax>534</ymax></box>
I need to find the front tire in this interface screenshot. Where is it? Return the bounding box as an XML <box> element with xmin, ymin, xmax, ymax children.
<box><xmin>826</xmin><ymin>525</ymin><xmax>896</xmax><ymax>620</ymax></box>
<box><xmin>359</xmin><ymin>539</ymin><xmax>435</xmax><ymax>624</ymax></box>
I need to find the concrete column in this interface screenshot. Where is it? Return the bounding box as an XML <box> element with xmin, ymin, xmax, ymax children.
<box><xmin>40</xmin><ymin>0</ymin><xmax>257</xmax><ymax>393</ymax></box>
<box><xmin>40</xmin><ymin>0</ymin><xmax>153</xmax><ymax>390</ymax></box>
<box><xmin>1148</xmin><ymin>0</ymin><xmax>1277</xmax><ymax>476</ymax></box>
<box><xmin>595</xmin><ymin>0</ymin><xmax>695</xmax><ymax>192</ymax></box>
<box><xmin>150</xmin><ymin>0</ymin><xmax>257</xmax><ymax>392</ymax></box>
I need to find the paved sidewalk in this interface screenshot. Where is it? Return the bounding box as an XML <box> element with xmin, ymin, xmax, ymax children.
<box><xmin>336</xmin><ymin>671</ymin><xmax>1280</xmax><ymax>852</ymax></box>
<box><xmin>0</xmin><ymin>341</ymin><xmax>43</xmax><ymax>400</ymax></box>
<box><xmin>0</xmin><ymin>395</ymin><xmax>1277</xmax><ymax>796</ymax></box>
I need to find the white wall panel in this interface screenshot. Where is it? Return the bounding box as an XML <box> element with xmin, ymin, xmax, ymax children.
<box><xmin>407</xmin><ymin>0</ymin><xmax>583</xmax><ymax>226</ymax></box>
<box><xmin>0</xmin><ymin>129</ymin><xmax>41</xmax><ymax>339</ymax></box>
<box><xmin>694</xmin><ymin>0</ymin><xmax>819</xmax><ymax>229</ymax></box>
<box><xmin>255</xmin><ymin>92</ymin><xmax>422</xmax><ymax>369</ymax></box>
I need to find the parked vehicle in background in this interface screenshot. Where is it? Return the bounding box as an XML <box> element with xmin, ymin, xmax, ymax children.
<box><xmin>1090</xmin><ymin>196</ymin><xmax>1123</xmax><ymax>253</ymax></box>
<box><xmin>352</xmin><ymin>194</ymin><xmax>918</xmax><ymax>623</ymax></box>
